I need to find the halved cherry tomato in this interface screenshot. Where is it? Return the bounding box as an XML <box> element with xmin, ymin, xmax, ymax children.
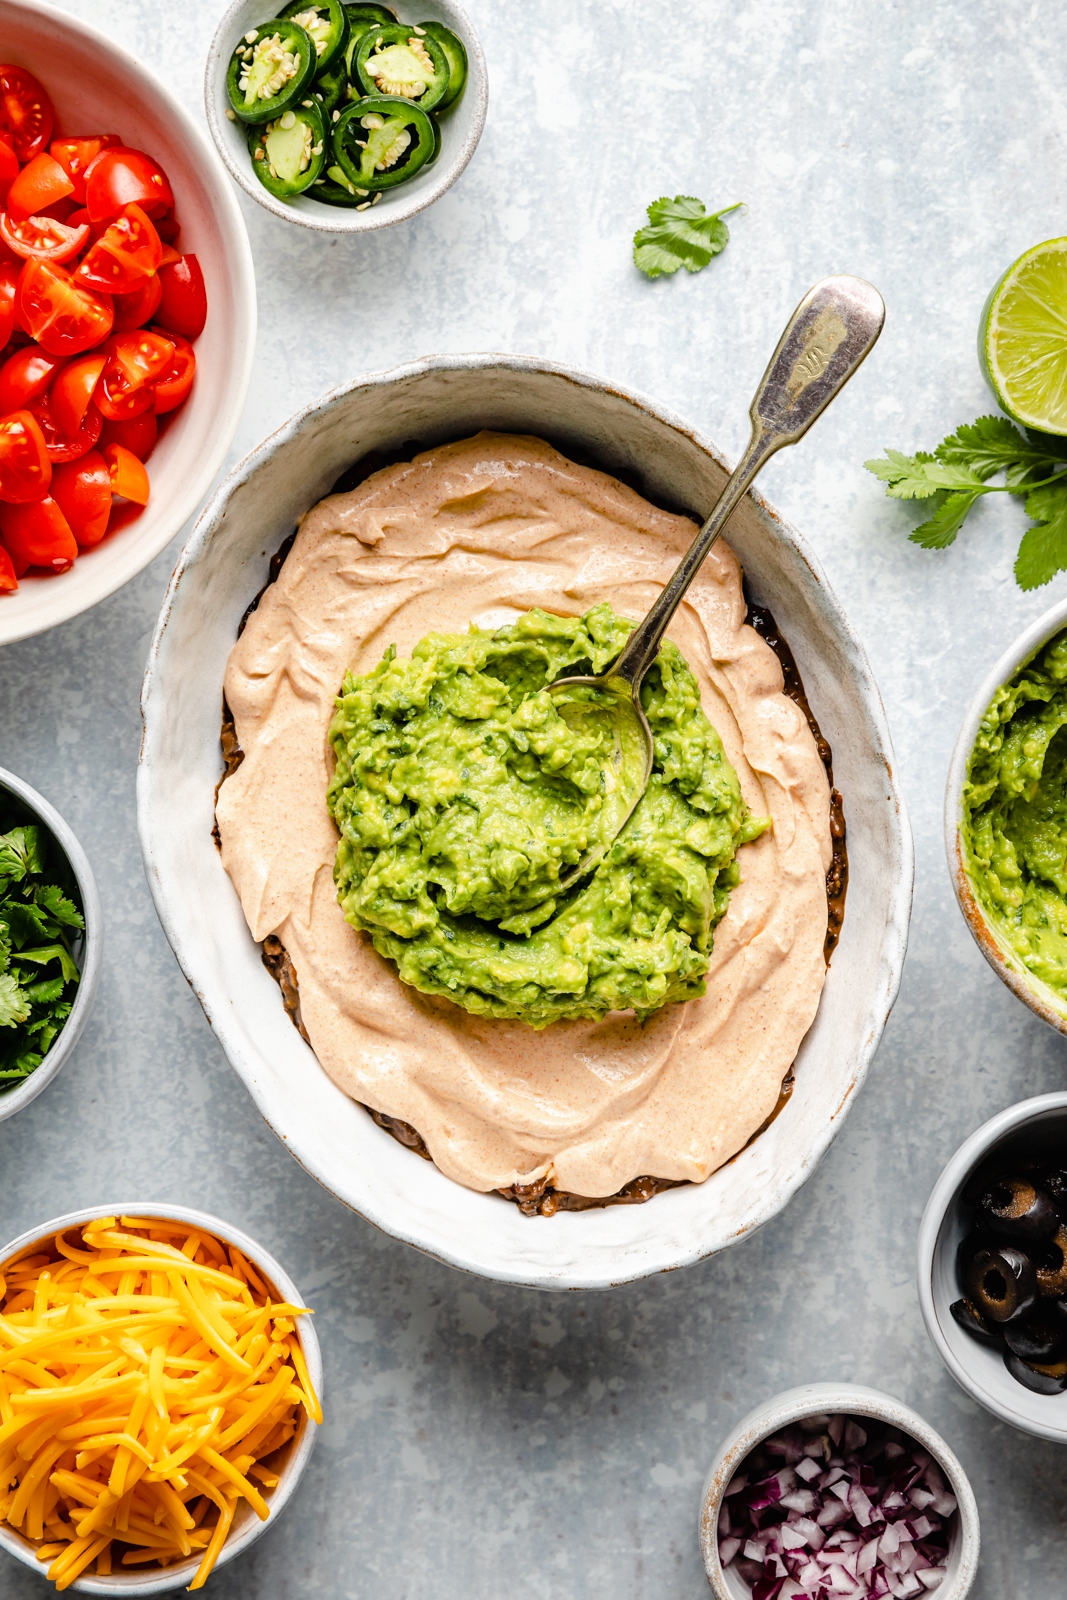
<box><xmin>50</xmin><ymin>450</ymin><xmax>111</xmax><ymax>548</ymax></box>
<box><xmin>17</xmin><ymin>260</ymin><xmax>113</xmax><ymax>356</ymax></box>
<box><xmin>155</xmin><ymin>213</ymin><xmax>180</xmax><ymax>246</ymax></box>
<box><xmin>50</xmin><ymin>135</ymin><xmax>120</xmax><ymax>204</ymax></box>
<box><xmin>103</xmin><ymin>441</ymin><xmax>149</xmax><ymax>504</ymax></box>
<box><xmin>156</xmin><ymin>254</ymin><xmax>206</xmax><ymax>340</ymax></box>
<box><xmin>0</xmin><ymin>67</ymin><xmax>54</xmax><ymax>164</ymax></box>
<box><xmin>0</xmin><ymin>539</ymin><xmax>15</xmax><ymax>590</ymax></box>
<box><xmin>0</xmin><ymin>495</ymin><xmax>76</xmax><ymax>572</ymax></box>
<box><xmin>74</xmin><ymin>203</ymin><xmax>162</xmax><ymax>295</ymax></box>
<box><xmin>99</xmin><ymin>410</ymin><xmax>156</xmax><ymax>461</ymax></box>
<box><xmin>6</xmin><ymin>152</ymin><xmax>74</xmax><ymax>221</ymax></box>
<box><xmin>0</xmin><ymin>137</ymin><xmax>17</xmax><ymax>203</ymax></box>
<box><xmin>29</xmin><ymin>390</ymin><xmax>102</xmax><ymax>463</ymax></box>
<box><xmin>50</xmin><ymin>352</ymin><xmax>107</xmax><ymax>435</ymax></box>
<box><xmin>0</xmin><ymin>409</ymin><xmax>50</xmax><ymax>502</ymax></box>
<box><xmin>84</xmin><ymin>148</ymin><xmax>174</xmax><ymax>223</ymax></box>
<box><xmin>111</xmin><ymin>271</ymin><xmax>162</xmax><ymax>332</ymax></box>
<box><xmin>0</xmin><ymin>259</ymin><xmax>19</xmax><ymax>347</ymax></box>
<box><xmin>0</xmin><ymin>212</ymin><xmax>89</xmax><ymax>264</ymax></box>
<box><xmin>0</xmin><ymin>347</ymin><xmax>62</xmax><ymax>412</ymax></box>
<box><xmin>95</xmin><ymin>330</ymin><xmax>174</xmax><ymax>421</ymax></box>
<box><xmin>148</xmin><ymin>328</ymin><xmax>194</xmax><ymax>414</ymax></box>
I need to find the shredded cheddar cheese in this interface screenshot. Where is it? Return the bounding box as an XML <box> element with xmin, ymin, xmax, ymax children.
<box><xmin>0</xmin><ymin>1216</ymin><xmax>320</xmax><ymax>1589</ymax></box>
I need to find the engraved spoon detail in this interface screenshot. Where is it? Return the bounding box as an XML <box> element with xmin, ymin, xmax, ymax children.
<box><xmin>541</xmin><ymin>274</ymin><xmax>886</xmax><ymax>902</ymax></box>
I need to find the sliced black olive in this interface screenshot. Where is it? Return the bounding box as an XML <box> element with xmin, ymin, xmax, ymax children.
<box><xmin>1045</xmin><ymin>1169</ymin><xmax>1067</xmax><ymax>1212</ymax></box>
<box><xmin>979</xmin><ymin>1177</ymin><xmax>1059</xmax><ymax>1242</ymax></box>
<box><xmin>1004</xmin><ymin>1349</ymin><xmax>1067</xmax><ymax>1394</ymax></box>
<box><xmin>955</xmin><ymin>1230</ymin><xmax>986</xmax><ymax>1281</ymax></box>
<box><xmin>962</xmin><ymin>1158</ymin><xmax>1009</xmax><ymax>1208</ymax></box>
<box><xmin>1034</xmin><ymin>1224</ymin><xmax>1067</xmax><ymax>1296</ymax></box>
<box><xmin>1003</xmin><ymin>1308</ymin><xmax>1067</xmax><ymax>1363</ymax></box>
<box><xmin>964</xmin><ymin>1246</ymin><xmax>1037</xmax><ymax>1323</ymax></box>
<box><xmin>949</xmin><ymin>1297</ymin><xmax>1004</xmax><ymax>1348</ymax></box>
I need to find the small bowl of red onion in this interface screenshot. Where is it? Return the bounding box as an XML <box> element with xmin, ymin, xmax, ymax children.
<box><xmin>698</xmin><ymin>1383</ymin><xmax>979</xmax><ymax>1600</ymax></box>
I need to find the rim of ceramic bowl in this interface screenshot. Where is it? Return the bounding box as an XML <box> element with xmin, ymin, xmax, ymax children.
<box><xmin>944</xmin><ymin>593</ymin><xmax>1067</xmax><ymax>1035</ymax></box>
<box><xmin>0</xmin><ymin>1201</ymin><xmax>321</xmax><ymax>1594</ymax></box>
<box><xmin>204</xmin><ymin>0</ymin><xmax>488</xmax><ymax>233</ymax></box>
<box><xmin>0</xmin><ymin>767</ymin><xmax>102</xmax><ymax>1125</ymax></box>
<box><xmin>697</xmin><ymin>1382</ymin><xmax>980</xmax><ymax>1600</ymax></box>
<box><xmin>0</xmin><ymin>0</ymin><xmax>256</xmax><ymax>647</ymax></box>
<box><xmin>137</xmin><ymin>351</ymin><xmax>913</xmax><ymax>1290</ymax></box>
<box><xmin>917</xmin><ymin>1091</ymin><xmax>1067</xmax><ymax>1443</ymax></box>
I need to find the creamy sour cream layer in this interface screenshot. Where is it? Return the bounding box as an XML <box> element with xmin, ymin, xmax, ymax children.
<box><xmin>216</xmin><ymin>434</ymin><xmax>832</xmax><ymax>1197</ymax></box>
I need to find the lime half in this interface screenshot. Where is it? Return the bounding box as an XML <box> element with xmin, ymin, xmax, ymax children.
<box><xmin>980</xmin><ymin>238</ymin><xmax>1067</xmax><ymax>434</ymax></box>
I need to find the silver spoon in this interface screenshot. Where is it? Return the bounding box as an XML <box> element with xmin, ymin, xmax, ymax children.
<box><xmin>542</xmin><ymin>274</ymin><xmax>885</xmax><ymax>901</ymax></box>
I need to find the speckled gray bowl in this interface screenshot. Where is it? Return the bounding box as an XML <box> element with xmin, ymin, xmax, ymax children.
<box><xmin>138</xmin><ymin>353</ymin><xmax>913</xmax><ymax>1291</ymax></box>
<box><xmin>945</xmin><ymin>594</ymin><xmax>1067</xmax><ymax>1033</ymax></box>
<box><xmin>918</xmin><ymin>1092</ymin><xmax>1067</xmax><ymax>1444</ymax></box>
<box><xmin>205</xmin><ymin>0</ymin><xmax>487</xmax><ymax>232</ymax></box>
<box><xmin>0</xmin><ymin>767</ymin><xmax>101</xmax><ymax>1124</ymax></box>
<box><xmin>0</xmin><ymin>1201</ymin><xmax>321</xmax><ymax>1594</ymax></box>
<box><xmin>698</xmin><ymin>1383</ymin><xmax>979</xmax><ymax>1600</ymax></box>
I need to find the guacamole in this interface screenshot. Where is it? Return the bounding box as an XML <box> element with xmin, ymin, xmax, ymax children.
<box><xmin>326</xmin><ymin>603</ymin><xmax>768</xmax><ymax>1026</ymax></box>
<box><xmin>963</xmin><ymin>625</ymin><xmax>1067</xmax><ymax>997</ymax></box>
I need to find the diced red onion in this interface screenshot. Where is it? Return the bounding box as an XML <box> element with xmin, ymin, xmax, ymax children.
<box><xmin>717</xmin><ymin>1414</ymin><xmax>955</xmax><ymax>1600</ymax></box>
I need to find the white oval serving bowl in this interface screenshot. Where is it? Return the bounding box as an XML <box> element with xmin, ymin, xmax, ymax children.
<box><xmin>0</xmin><ymin>0</ymin><xmax>256</xmax><ymax>647</ymax></box>
<box><xmin>205</xmin><ymin>0</ymin><xmax>487</xmax><ymax>233</ymax></box>
<box><xmin>138</xmin><ymin>353</ymin><xmax>912</xmax><ymax>1291</ymax></box>
<box><xmin>945</xmin><ymin>594</ymin><xmax>1067</xmax><ymax>1034</ymax></box>
<box><xmin>0</xmin><ymin>1201</ymin><xmax>321</xmax><ymax>1594</ymax></box>
<box><xmin>0</xmin><ymin>766</ymin><xmax>102</xmax><ymax>1124</ymax></box>
<box><xmin>918</xmin><ymin>1091</ymin><xmax>1067</xmax><ymax>1443</ymax></box>
<box><xmin>698</xmin><ymin>1382</ymin><xmax>980</xmax><ymax>1600</ymax></box>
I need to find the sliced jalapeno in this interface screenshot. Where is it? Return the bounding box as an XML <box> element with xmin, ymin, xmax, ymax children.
<box><xmin>280</xmin><ymin>0</ymin><xmax>349</xmax><ymax>74</ymax></box>
<box><xmin>344</xmin><ymin>4</ymin><xmax>397</xmax><ymax>30</ymax></box>
<box><xmin>353</xmin><ymin>23</ymin><xmax>449</xmax><ymax>111</ymax></box>
<box><xmin>419</xmin><ymin>21</ymin><xmax>466</xmax><ymax>108</ymax></box>
<box><xmin>312</xmin><ymin>165</ymin><xmax>374</xmax><ymax>206</ymax></box>
<box><xmin>227</xmin><ymin>19</ymin><xmax>317</xmax><ymax>124</ymax></box>
<box><xmin>310</xmin><ymin>58</ymin><xmax>347</xmax><ymax>113</ymax></box>
<box><xmin>331</xmin><ymin>95</ymin><xmax>436</xmax><ymax>191</ymax></box>
<box><xmin>248</xmin><ymin>98</ymin><xmax>327</xmax><ymax>198</ymax></box>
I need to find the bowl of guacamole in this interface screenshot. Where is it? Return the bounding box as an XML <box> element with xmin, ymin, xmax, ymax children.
<box><xmin>950</xmin><ymin>601</ymin><xmax>1067</xmax><ymax>1031</ymax></box>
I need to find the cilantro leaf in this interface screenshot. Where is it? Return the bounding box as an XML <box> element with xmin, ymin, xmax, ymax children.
<box><xmin>0</xmin><ymin>972</ymin><xmax>30</xmax><ymax>1029</ymax></box>
<box><xmin>35</xmin><ymin>883</ymin><xmax>84</xmax><ymax>930</ymax></box>
<box><xmin>633</xmin><ymin>197</ymin><xmax>743</xmax><ymax>280</ymax></box>
<box><xmin>0</xmin><ymin>826</ymin><xmax>44</xmax><ymax>885</ymax></box>
<box><xmin>1015</xmin><ymin>484</ymin><xmax>1067</xmax><ymax>589</ymax></box>
<box><xmin>909</xmin><ymin>492</ymin><xmax>983</xmax><ymax>549</ymax></box>
<box><xmin>867</xmin><ymin>414</ymin><xmax>1067</xmax><ymax>589</ymax></box>
<box><xmin>862</xmin><ymin>449</ymin><xmax>985</xmax><ymax>499</ymax></box>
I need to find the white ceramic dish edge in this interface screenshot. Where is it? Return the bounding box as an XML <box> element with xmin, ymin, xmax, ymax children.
<box><xmin>137</xmin><ymin>351</ymin><xmax>914</xmax><ymax>1291</ymax></box>
<box><xmin>0</xmin><ymin>0</ymin><xmax>257</xmax><ymax>647</ymax></box>
<box><xmin>204</xmin><ymin>0</ymin><xmax>488</xmax><ymax>233</ymax></box>
<box><xmin>0</xmin><ymin>767</ymin><xmax>102</xmax><ymax>1124</ymax></box>
<box><xmin>698</xmin><ymin>1382</ymin><xmax>979</xmax><ymax>1600</ymax></box>
<box><xmin>944</xmin><ymin>593</ymin><xmax>1067</xmax><ymax>1034</ymax></box>
<box><xmin>0</xmin><ymin>1200</ymin><xmax>321</xmax><ymax>1595</ymax></box>
<box><xmin>917</xmin><ymin>1090</ymin><xmax>1067</xmax><ymax>1443</ymax></box>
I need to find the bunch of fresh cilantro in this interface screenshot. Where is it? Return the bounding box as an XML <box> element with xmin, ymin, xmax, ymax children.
<box><xmin>866</xmin><ymin>415</ymin><xmax>1067</xmax><ymax>589</ymax></box>
<box><xmin>0</xmin><ymin>820</ymin><xmax>84</xmax><ymax>1088</ymax></box>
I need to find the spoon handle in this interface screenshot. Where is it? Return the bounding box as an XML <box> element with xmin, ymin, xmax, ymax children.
<box><xmin>609</xmin><ymin>274</ymin><xmax>885</xmax><ymax>692</ymax></box>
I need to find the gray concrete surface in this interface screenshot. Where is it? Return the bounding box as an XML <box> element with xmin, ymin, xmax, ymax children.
<box><xmin>2</xmin><ymin>0</ymin><xmax>1066</xmax><ymax>1594</ymax></box>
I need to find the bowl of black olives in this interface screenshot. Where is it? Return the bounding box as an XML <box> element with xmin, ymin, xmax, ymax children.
<box><xmin>918</xmin><ymin>1092</ymin><xmax>1067</xmax><ymax>1441</ymax></box>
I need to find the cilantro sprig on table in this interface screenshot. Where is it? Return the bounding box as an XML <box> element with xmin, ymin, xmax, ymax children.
<box><xmin>865</xmin><ymin>415</ymin><xmax>1067</xmax><ymax>590</ymax></box>
<box><xmin>633</xmin><ymin>197</ymin><xmax>743</xmax><ymax>279</ymax></box>
<box><xmin>0</xmin><ymin>821</ymin><xmax>83</xmax><ymax>1087</ymax></box>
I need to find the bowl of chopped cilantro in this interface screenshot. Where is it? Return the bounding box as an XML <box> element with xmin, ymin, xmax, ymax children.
<box><xmin>0</xmin><ymin>767</ymin><xmax>101</xmax><ymax>1121</ymax></box>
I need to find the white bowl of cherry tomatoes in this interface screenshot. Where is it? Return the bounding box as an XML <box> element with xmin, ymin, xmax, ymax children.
<box><xmin>0</xmin><ymin>0</ymin><xmax>256</xmax><ymax>645</ymax></box>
